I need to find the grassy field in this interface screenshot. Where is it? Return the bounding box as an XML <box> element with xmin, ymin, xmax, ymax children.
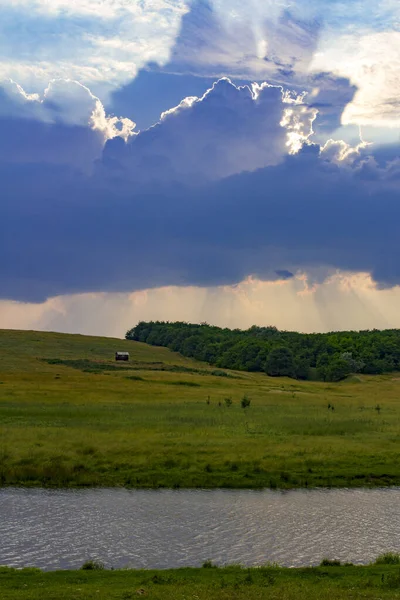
<box><xmin>1</xmin><ymin>329</ymin><xmax>400</xmax><ymax>488</ymax></box>
<box><xmin>2</xmin><ymin>563</ymin><xmax>400</xmax><ymax>600</ymax></box>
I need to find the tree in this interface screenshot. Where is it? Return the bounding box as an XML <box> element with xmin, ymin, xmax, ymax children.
<box><xmin>294</xmin><ymin>356</ymin><xmax>311</xmax><ymax>380</ymax></box>
<box><xmin>125</xmin><ymin>321</ymin><xmax>400</xmax><ymax>381</ymax></box>
<box><xmin>325</xmin><ymin>358</ymin><xmax>352</xmax><ymax>382</ymax></box>
<box><xmin>340</xmin><ymin>352</ymin><xmax>365</xmax><ymax>373</ymax></box>
<box><xmin>316</xmin><ymin>352</ymin><xmax>331</xmax><ymax>381</ymax></box>
<box><xmin>265</xmin><ymin>347</ymin><xmax>295</xmax><ymax>378</ymax></box>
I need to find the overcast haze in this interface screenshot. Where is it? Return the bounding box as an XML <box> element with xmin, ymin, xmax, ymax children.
<box><xmin>1</xmin><ymin>0</ymin><xmax>400</xmax><ymax>336</ymax></box>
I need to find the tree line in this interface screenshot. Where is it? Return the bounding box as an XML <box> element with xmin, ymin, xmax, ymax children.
<box><xmin>125</xmin><ymin>321</ymin><xmax>400</xmax><ymax>382</ymax></box>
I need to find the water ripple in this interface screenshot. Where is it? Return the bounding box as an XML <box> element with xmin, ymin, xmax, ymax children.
<box><xmin>1</xmin><ymin>487</ymin><xmax>400</xmax><ymax>570</ymax></box>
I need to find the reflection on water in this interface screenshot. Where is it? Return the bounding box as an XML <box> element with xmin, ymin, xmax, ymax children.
<box><xmin>1</xmin><ymin>487</ymin><xmax>400</xmax><ymax>570</ymax></box>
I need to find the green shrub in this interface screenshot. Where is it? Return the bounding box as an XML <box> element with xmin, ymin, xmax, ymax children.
<box><xmin>381</xmin><ymin>571</ymin><xmax>400</xmax><ymax>588</ymax></box>
<box><xmin>210</xmin><ymin>370</ymin><xmax>230</xmax><ymax>377</ymax></box>
<box><xmin>320</xmin><ymin>558</ymin><xmax>341</xmax><ymax>567</ymax></box>
<box><xmin>80</xmin><ymin>560</ymin><xmax>105</xmax><ymax>571</ymax></box>
<box><xmin>241</xmin><ymin>395</ymin><xmax>251</xmax><ymax>408</ymax></box>
<box><xmin>375</xmin><ymin>552</ymin><xmax>400</xmax><ymax>565</ymax></box>
<box><xmin>202</xmin><ymin>559</ymin><xmax>217</xmax><ymax>568</ymax></box>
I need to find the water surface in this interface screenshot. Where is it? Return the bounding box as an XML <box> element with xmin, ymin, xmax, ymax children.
<box><xmin>1</xmin><ymin>487</ymin><xmax>400</xmax><ymax>570</ymax></box>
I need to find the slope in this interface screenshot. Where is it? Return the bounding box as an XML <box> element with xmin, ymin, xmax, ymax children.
<box><xmin>0</xmin><ymin>329</ymin><xmax>399</xmax><ymax>488</ymax></box>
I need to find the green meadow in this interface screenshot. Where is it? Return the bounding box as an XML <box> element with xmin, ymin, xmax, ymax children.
<box><xmin>1</xmin><ymin>328</ymin><xmax>400</xmax><ymax>489</ymax></box>
<box><xmin>3</xmin><ymin>562</ymin><xmax>400</xmax><ymax>600</ymax></box>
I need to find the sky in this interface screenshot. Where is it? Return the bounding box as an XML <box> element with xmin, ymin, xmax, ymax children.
<box><xmin>1</xmin><ymin>0</ymin><xmax>400</xmax><ymax>336</ymax></box>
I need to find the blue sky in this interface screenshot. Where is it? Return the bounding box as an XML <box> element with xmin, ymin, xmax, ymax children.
<box><xmin>1</xmin><ymin>0</ymin><xmax>400</xmax><ymax>334</ymax></box>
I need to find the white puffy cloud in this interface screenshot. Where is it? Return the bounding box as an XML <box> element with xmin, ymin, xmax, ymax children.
<box><xmin>1</xmin><ymin>79</ymin><xmax>94</xmax><ymax>124</ymax></box>
<box><xmin>166</xmin><ymin>0</ymin><xmax>320</xmax><ymax>83</ymax></box>
<box><xmin>167</xmin><ymin>1</ymin><xmax>400</xmax><ymax>139</ymax></box>
<box><xmin>101</xmin><ymin>78</ymin><xmax>316</xmax><ymax>182</ymax></box>
<box><xmin>0</xmin><ymin>0</ymin><xmax>185</xmax><ymax>19</ymax></box>
<box><xmin>0</xmin><ymin>78</ymin><xmax>135</xmax><ymax>132</ymax></box>
<box><xmin>0</xmin><ymin>0</ymin><xmax>187</xmax><ymax>94</ymax></box>
<box><xmin>320</xmin><ymin>137</ymin><xmax>371</xmax><ymax>164</ymax></box>
<box><xmin>0</xmin><ymin>79</ymin><xmax>135</xmax><ymax>169</ymax></box>
<box><xmin>0</xmin><ymin>0</ymin><xmax>398</xmax><ymax>142</ymax></box>
<box><xmin>310</xmin><ymin>31</ymin><xmax>400</xmax><ymax>129</ymax></box>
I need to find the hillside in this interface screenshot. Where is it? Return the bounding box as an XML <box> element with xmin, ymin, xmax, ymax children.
<box><xmin>1</xmin><ymin>329</ymin><xmax>400</xmax><ymax>489</ymax></box>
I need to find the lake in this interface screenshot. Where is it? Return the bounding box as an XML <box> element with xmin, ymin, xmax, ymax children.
<box><xmin>1</xmin><ymin>487</ymin><xmax>400</xmax><ymax>570</ymax></box>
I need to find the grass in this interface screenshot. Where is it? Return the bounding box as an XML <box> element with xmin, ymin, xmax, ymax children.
<box><xmin>41</xmin><ymin>358</ymin><xmax>239</xmax><ymax>377</ymax></box>
<box><xmin>2</xmin><ymin>329</ymin><xmax>400</xmax><ymax>488</ymax></box>
<box><xmin>2</xmin><ymin>563</ymin><xmax>400</xmax><ymax>599</ymax></box>
<box><xmin>374</xmin><ymin>552</ymin><xmax>400</xmax><ymax>565</ymax></box>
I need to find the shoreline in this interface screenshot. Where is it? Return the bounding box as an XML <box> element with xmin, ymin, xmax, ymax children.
<box><xmin>1</xmin><ymin>477</ymin><xmax>400</xmax><ymax>490</ymax></box>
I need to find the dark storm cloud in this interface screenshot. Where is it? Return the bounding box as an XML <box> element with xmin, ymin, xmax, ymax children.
<box><xmin>1</xmin><ymin>141</ymin><xmax>399</xmax><ymax>303</ymax></box>
<box><xmin>0</xmin><ymin>81</ymin><xmax>106</xmax><ymax>169</ymax></box>
<box><xmin>106</xmin><ymin>0</ymin><xmax>356</xmax><ymax>144</ymax></box>
<box><xmin>275</xmin><ymin>270</ymin><xmax>295</xmax><ymax>280</ymax></box>
<box><xmin>307</xmin><ymin>73</ymin><xmax>358</xmax><ymax>139</ymax></box>
<box><xmin>107</xmin><ymin>67</ymin><xmax>219</xmax><ymax>131</ymax></box>
<box><xmin>101</xmin><ymin>78</ymin><xmax>307</xmax><ymax>183</ymax></box>
<box><xmin>0</xmin><ymin>115</ymin><xmax>103</xmax><ymax>169</ymax></box>
<box><xmin>1</xmin><ymin>68</ymin><xmax>399</xmax><ymax>304</ymax></box>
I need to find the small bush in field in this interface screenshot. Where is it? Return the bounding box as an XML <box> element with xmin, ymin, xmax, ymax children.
<box><xmin>375</xmin><ymin>552</ymin><xmax>400</xmax><ymax>565</ymax></box>
<box><xmin>202</xmin><ymin>559</ymin><xmax>217</xmax><ymax>568</ymax></box>
<box><xmin>320</xmin><ymin>558</ymin><xmax>341</xmax><ymax>567</ymax></box>
<box><xmin>241</xmin><ymin>395</ymin><xmax>251</xmax><ymax>409</ymax></box>
<box><xmin>80</xmin><ymin>560</ymin><xmax>105</xmax><ymax>571</ymax></box>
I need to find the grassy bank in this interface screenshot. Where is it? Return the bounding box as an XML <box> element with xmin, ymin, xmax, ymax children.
<box><xmin>3</xmin><ymin>563</ymin><xmax>400</xmax><ymax>599</ymax></box>
<box><xmin>1</xmin><ymin>329</ymin><xmax>400</xmax><ymax>489</ymax></box>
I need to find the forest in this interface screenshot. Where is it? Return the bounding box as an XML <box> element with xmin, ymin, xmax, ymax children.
<box><xmin>126</xmin><ymin>322</ymin><xmax>400</xmax><ymax>382</ymax></box>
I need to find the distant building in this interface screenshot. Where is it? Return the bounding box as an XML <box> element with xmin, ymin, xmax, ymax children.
<box><xmin>115</xmin><ymin>352</ymin><xmax>129</xmax><ymax>361</ymax></box>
